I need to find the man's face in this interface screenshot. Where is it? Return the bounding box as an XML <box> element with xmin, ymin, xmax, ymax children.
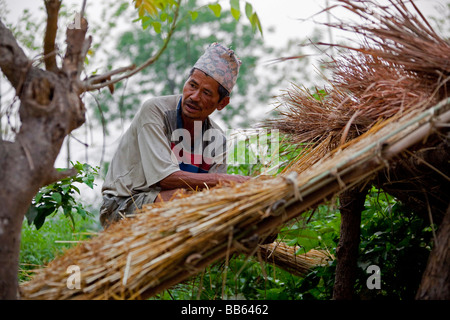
<box><xmin>181</xmin><ymin>69</ymin><xmax>229</xmax><ymax>123</ymax></box>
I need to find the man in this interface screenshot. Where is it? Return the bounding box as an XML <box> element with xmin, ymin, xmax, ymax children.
<box><xmin>100</xmin><ymin>43</ymin><xmax>250</xmax><ymax>228</ymax></box>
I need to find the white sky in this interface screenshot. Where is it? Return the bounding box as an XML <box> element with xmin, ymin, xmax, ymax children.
<box><xmin>3</xmin><ymin>0</ymin><xmax>446</xmax><ymax>47</ymax></box>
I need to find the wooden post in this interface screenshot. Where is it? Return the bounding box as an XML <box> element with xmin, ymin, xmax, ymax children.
<box><xmin>416</xmin><ymin>204</ymin><xmax>450</xmax><ymax>300</ymax></box>
<box><xmin>333</xmin><ymin>186</ymin><xmax>368</xmax><ymax>300</ymax></box>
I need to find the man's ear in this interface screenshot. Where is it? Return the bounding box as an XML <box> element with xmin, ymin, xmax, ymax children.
<box><xmin>217</xmin><ymin>96</ymin><xmax>230</xmax><ymax>111</ymax></box>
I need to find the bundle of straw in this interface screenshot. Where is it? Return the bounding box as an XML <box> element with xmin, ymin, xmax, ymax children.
<box><xmin>265</xmin><ymin>0</ymin><xmax>450</xmax><ymax>169</ymax></box>
<box><xmin>259</xmin><ymin>242</ymin><xmax>333</xmax><ymax>278</ymax></box>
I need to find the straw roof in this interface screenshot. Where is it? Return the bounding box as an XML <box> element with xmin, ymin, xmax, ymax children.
<box><xmin>19</xmin><ymin>0</ymin><xmax>450</xmax><ymax>299</ymax></box>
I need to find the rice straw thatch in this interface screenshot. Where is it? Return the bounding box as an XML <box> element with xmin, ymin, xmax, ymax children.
<box><xmin>259</xmin><ymin>242</ymin><xmax>334</xmax><ymax>278</ymax></box>
<box><xmin>264</xmin><ymin>0</ymin><xmax>449</xmax><ymax>172</ymax></box>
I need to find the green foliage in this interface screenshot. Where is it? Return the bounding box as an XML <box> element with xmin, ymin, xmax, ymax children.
<box><xmin>282</xmin><ymin>187</ymin><xmax>434</xmax><ymax>300</ymax></box>
<box><xmin>227</xmin><ymin>132</ymin><xmax>303</xmax><ymax>177</ymax></box>
<box><xmin>19</xmin><ymin>211</ymin><xmax>98</xmax><ymax>283</ymax></box>
<box><xmin>131</xmin><ymin>0</ymin><xmax>262</xmax><ymax>35</ymax></box>
<box><xmin>355</xmin><ymin>187</ymin><xmax>434</xmax><ymax>299</ymax></box>
<box><xmin>92</xmin><ymin>0</ymin><xmax>270</xmax><ymax>130</ymax></box>
<box><xmin>25</xmin><ymin>162</ymin><xmax>99</xmax><ymax>230</ymax></box>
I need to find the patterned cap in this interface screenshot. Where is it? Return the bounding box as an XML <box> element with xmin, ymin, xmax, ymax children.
<box><xmin>193</xmin><ymin>43</ymin><xmax>242</xmax><ymax>93</ymax></box>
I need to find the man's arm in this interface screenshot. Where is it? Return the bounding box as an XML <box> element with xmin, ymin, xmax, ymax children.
<box><xmin>158</xmin><ymin>171</ymin><xmax>250</xmax><ymax>191</ymax></box>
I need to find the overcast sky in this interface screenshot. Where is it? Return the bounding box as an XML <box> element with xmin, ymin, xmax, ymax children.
<box><xmin>3</xmin><ymin>0</ymin><xmax>447</xmax><ymax>47</ymax></box>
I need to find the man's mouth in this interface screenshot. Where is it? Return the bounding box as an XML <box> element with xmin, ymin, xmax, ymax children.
<box><xmin>185</xmin><ymin>101</ymin><xmax>200</xmax><ymax>112</ymax></box>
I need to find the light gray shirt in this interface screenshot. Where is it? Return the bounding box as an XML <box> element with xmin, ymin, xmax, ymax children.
<box><xmin>102</xmin><ymin>94</ymin><xmax>227</xmax><ymax>197</ymax></box>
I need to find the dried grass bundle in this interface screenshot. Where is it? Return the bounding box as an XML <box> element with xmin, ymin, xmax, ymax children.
<box><xmin>259</xmin><ymin>242</ymin><xmax>333</xmax><ymax>278</ymax></box>
<box><xmin>19</xmin><ymin>176</ymin><xmax>291</xmax><ymax>300</ymax></box>
<box><xmin>265</xmin><ymin>0</ymin><xmax>450</xmax><ymax>165</ymax></box>
<box><xmin>329</xmin><ymin>0</ymin><xmax>450</xmax><ymax>81</ymax></box>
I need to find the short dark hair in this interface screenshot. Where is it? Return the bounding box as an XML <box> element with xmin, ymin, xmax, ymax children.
<box><xmin>189</xmin><ymin>68</ymin><xmax>230</xmax><ymax>102</ymax></box>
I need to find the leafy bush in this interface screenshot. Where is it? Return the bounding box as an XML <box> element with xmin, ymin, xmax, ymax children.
<box><xmin>25</xmin><ymin>161</ymin><xmax>99</xmax><ymax>230</ymax></box>
<box><xmin>19</xmin><ymin>213</ymin><xmax>99</xmax><ymax>282</ymax></box>
<box><xmin>279</xmin><ymin>186</ymin><xmax>434</xmax><ymax>300</ymax></box>
<box><xmin>20</xmin><ymin>162</ymin><xmax>100</xmax><ymax>282</ymax></box>
<box><xmin>355</xmin><ymin>187</ymin><xmax>433</xmax><ymax>299</ymax></box>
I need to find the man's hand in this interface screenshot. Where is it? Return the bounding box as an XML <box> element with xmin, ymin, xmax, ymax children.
<box><xmin>159</xmin><ymin>171</ymin><xmax>250</xmax><ymax>191</ymax></box>
<box><xmin>155</xmin><ymin>171</ymin><xmax>251</xmax><ymax>203</ymax></box>
<box><xmin>215</xmin><ymin>173</ymin><xmax>251</xmax><ymax>185</ymax></box>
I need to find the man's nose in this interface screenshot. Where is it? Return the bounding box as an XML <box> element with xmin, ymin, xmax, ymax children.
<box><xmin>191</xmin><ymin>89</ymin><xmax>201</xmax><ymax>101</ymax></box>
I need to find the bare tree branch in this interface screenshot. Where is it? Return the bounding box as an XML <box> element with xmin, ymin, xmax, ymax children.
<box><xmin>82</xmin><ymin>1</ymin><xmax>181</xmax><ymax>92</ymax></box>
<box><xmin>84</xmin><ymin>64</ymin><xmax>136</xmax><ymax>93</ymax></box>
<box><xmin>80</xmin><ymin>0</ymin><xmax>87</xmax><ymax>20</ymax></box>
<box><xmin>0</xmin><ymin>20</ymin><xmax>30</xmax><ymax>90</ymax></box>
<box><xmin>43</xmin><ymin>0</ymin><xmax>61</xmax><ymax>72</ymax></box>
<box><xmin>62</xmin><ymin>14</ymin><xmax>89</xmax><ymax>89</ymax></box>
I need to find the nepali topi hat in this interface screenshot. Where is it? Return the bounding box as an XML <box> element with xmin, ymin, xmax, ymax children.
<box><xmin>193</xmin><ymin>42</ymin><xmax>242</xmax><ymax>93</ymax></box>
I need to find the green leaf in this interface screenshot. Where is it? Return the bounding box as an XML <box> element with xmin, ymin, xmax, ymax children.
<box><xmin>208</xmin><ymin>4</ymin><xmax>222</xmax><ymax>17</ymax></box>
<box><xmin>250</xmin><ymin>12</ymin><xmax>263</xmax><ymax>35</ymax></box>
<box><xmin>243</xmin><ymin>2</ymin><xmax>262</xmax><ymax>35</ymax></box>
<box><xmin>33</xmin><ymin>207</ymin><xmax>55</xmax><ymax>230</ymax></box>
<box><xmin>76</xmin><ymin>205</ymin><xmax>87</xmax><ymax>219</ymax></box>
<box><xmin>286</xmin><ymin>238</ymin><xmax>298</xmax><ymax>246</ymax></box>
<box><xmin>152</xmin><ymin>21</ymin><xmax>162</xmax><ymax>33</ymax></box>
<box><xmin>230</xmin><ymin>0</ymin><xmax>240</xmax><ymax>20</ymax></box>
<box><xmin>73</xmin><ymin>161</ymin><xmax>84</xmax><ymax>172</ymax></box>
<box><xmin>34</xmin><ymin>191</ymin><xmax>43</xmax><ymax>204</ymax></box>
<box><xmin>231</xmin><ymin>7</ymin><xmax>240</xmax><ymax>21</ymax></box>
<box><xmin>245</xmin><ymin>2</ymin><xmax>253</xmax><ymax>20</ymax></box>
<box><xmin>114</xmin><ymin>2</ymin><xmax>130</xmax><ymax>17</ymax></box>
<box><xmin>295</xmin><ymin>246</ymin><xmax>308</xmax><ymax>255</ymax></box>
<box><xmin>72</xmin><ymin>185</ymin><xmax>81</xmax><ymax>194</ymax></box>
<box><xmin>155</xmin><ymin>0</ymin><xmax>166</xmax><ymax>10</ymax></box>
<box><xmin>82</xmin><ymin>176</ymin><xmax>94</xmax><ymax>189</ymax></box>
<box><xmin>230</xmin><ymin>0</ymin><xmax>240</xmax><ymax>10</ymax></box>
<box><xmin>189</xmin><ymin>10</ymin><xmax>198</xmax><ymax>21</ymax></box>
<box><xmin>52</xmin><ymin>192</ymin><xmax>62</xmax><ymax>204</ymax></box>
<box><xmin>25</xmin><ymin>206</ymin><xmax>38</xmax><ymax>226</ymax></box>
<box><xmin>167</xmin><ymin>0</ymin><xmax>178</xmax><ymax>7</ymax></box>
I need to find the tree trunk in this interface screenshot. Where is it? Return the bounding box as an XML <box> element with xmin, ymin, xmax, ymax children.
<box><xmin>333</xmin><ymin>185</ymin><xmax>368</xmax><ymax>300</ymax></box>
<box><xmin>0</xmin><ymin>0</ymin><xmax>178</xmax><ymax>297</ymax></box>
<box><xmin>0</xmin><ymin>185</ymin><xmax>28</xmax><ymax>300</ymax></box>
<box><xmin>0</xmin><ymin>15</ymin><xmax>87</xmax><ymax>299</ymax></box>
<box><xmin>415</xmin><ymin>204</ymin><xmax>450</xmax><ymax>300</ymax></box>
